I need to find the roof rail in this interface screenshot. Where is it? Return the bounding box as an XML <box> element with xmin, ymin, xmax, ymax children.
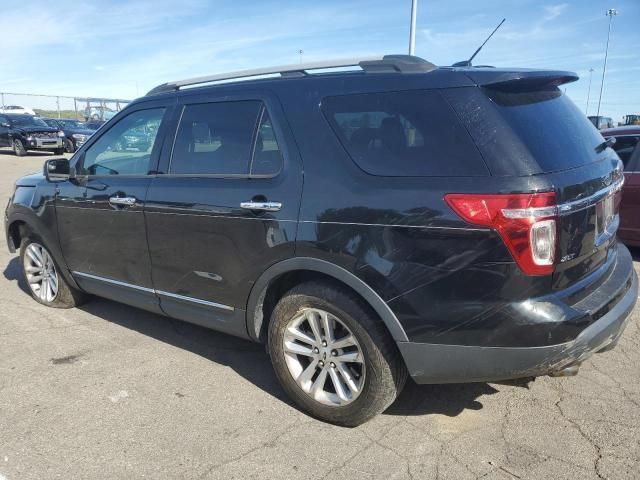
<box><xmin>146</xmin><ymin>55</ymin><xmax>437</xmax><ymax>96</ymax></box>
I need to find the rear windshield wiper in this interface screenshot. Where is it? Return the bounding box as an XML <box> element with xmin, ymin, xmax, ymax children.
<box><xmin>595</xmin><ymin>136</ymin><xmax>616</xmax><ymax>153</ymax></box>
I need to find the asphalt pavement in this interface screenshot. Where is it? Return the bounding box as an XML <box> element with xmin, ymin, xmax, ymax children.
<box><xmin>0</xmin><ymin>149</ymin><xmax>638</xmax><ymax>479</ymax></box>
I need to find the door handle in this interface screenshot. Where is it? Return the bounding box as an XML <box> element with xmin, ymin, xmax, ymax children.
<box><xmin>240</xmin><ymin>201</ymin><xmax>282</xmax><ymax>212</ymax></box>
<box><xmin>109</xmin><ymin>196</ymin><xmax>137</xmax><ymax>207</ymax></box>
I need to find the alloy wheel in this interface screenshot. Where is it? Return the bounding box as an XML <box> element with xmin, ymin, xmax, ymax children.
<box><xmin>282</xmin><ymin>307</ymin><xmax>365</xmax><ymax>406</ymax></box>
<box><xmin>23</xmin><ymin>243</ymin><xmax>59</xmax><ymax>302</ymax></box>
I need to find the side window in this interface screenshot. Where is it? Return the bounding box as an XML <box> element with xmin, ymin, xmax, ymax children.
<box><xmin>322</xmin><ymin>90</ymin><xmax>487</xmax><ymax>177</ymax></box>
<box><xmin>170</xmin><ymin>101</ymin><xmax>262</xmax><ymax>175</ymax></box>
<box><xmin>251</xmin><ymin>109</ymin><xmax>283</xmax><ymax>175</ymax></box>
<box><xmin>81</xmin><ymin>108</ymin><xmax>165</xmax><ymax>176</ymax></box>
<box><xmin>334</xmin><ymin>112</ymin><xmax>424</xmax><ymax>149</ymax></box>
<box><xmin>612</xmin><ymin>136</ymin><xmax>640</xmax><ymax>169</ymax></box>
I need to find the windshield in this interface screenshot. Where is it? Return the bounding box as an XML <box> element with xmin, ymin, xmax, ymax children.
<box><xmin>59</xmin><ymin>119</ymin><xmax>83</xmax><ymax>128</ymax></box>
<box><xmin>10</xmin><ymin>116</ymin><xmax>50</xmax><ymax>128</ymax></box>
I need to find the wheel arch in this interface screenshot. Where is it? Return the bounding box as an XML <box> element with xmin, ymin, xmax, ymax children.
<box><xmin>6</xmin><ymin>214</ymin><xmax>82</xmax><ymax>292</ymax></box>
<box><xmin>6</xmin><ymin>219</ymin><xmax>27</xmax><ymax>252</ymax></box>
<box><xmin>245</xmin><ymin>257</ymin><xmax>409</xmax><ymax>344</ymax></box>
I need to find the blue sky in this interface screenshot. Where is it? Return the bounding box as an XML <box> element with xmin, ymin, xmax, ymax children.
<box><xmin>2</xmin><ymin>0</ymin><xmax>638</xmax><ymax>122</ymax></box>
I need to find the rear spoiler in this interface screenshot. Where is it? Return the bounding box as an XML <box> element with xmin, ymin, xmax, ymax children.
<box><xmin>460</xmin><ymin>69</ymin><xmax>579</xmax><ymax>91</ymax></box>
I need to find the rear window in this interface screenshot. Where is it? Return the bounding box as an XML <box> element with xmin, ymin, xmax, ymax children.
<box><xmin>482</xmin><ymin>88</ymin><xmax>606</xmax><ymax>172</ymax></box>
<box><xmin>322</xmin><ymin>90</ymin><xmax>488</xmax><ymax>177</ymax></box>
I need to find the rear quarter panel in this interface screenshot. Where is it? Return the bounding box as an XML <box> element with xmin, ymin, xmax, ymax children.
<box><xmin>275</xmin><ymin>81</ymin><xmax>557</xmax><ymax>347</ymax></box>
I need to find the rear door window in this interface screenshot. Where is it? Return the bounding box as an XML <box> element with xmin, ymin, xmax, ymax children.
<box><xmin>170</xmin><ymin>101</ymin><xmax>264</xmax><ymax>175</ymax></box>
<box><xmin>322</xmin><ymin>90</ymin><xmax>488</xmax><ymax>177</ymax></box>
<box><xmin>251</xmin><ymin>109</ymin><xmax>284</xmax><ymax>175</ymax></box>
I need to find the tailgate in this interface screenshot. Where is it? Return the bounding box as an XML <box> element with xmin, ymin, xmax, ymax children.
<box><xmin>552</xmin><ymin>159</ymin><xmax>623</xmax><ymax>289</ymax></box>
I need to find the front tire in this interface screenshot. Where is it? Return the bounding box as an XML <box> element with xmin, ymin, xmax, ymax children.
<box><xmin>13</xmin><ymin>138</ymin><xmax>26</xmax><ymax>156</ymax></box>
<box><xmin>268</xmin><ymin>281</ymin><xmax>407</xmax><ymax>427</ymax></box>
<box><xmin>20</xmin><ymin>237</ymin><xmax>87</xmax><ymax>308</ymax></box>
<box><xmin>64</xmin><ymin>138</ymin><xmax>75</xmax><ymax>153</ymax></box>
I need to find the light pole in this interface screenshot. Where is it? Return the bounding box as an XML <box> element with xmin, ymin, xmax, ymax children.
<box><xmin>409</xmin><ymin>0</ymin><xmax>418</xmax><ymax>55</ymax></box>
<box><xmin>596</xmin><ymin>9</ymin><xmax>618</xmax><ymax>118</ymax></box>
<box><xmin>585</xmin><ymin>67</ymin><xmax>594</xmax><ymax>115</ymax></box>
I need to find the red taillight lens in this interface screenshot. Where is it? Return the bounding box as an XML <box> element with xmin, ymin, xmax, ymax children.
<box><xmin>444</xmin><ymin>192</ymin><xmax>558</xmax><ymax>275</ymax></box>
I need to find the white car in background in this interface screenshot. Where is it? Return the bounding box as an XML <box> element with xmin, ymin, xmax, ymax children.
<box><xmin>0</xmin><ymin>105</ymin><xmax>36</xmax><ymax>115</ymax></box>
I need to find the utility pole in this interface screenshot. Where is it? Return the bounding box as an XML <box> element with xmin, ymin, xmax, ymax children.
<box><xmin>585</xmin><ymin>67</ymin><xmax>594</xmax><ymax>115</ymax></box>
<box><xmin>409</xmin><ymin>0</ymin><xmax>418</xmax><ymax>55</ymax></box>
<box><xmin>596</xmin><ymin>9</ymin><xmax>618</xmax><ymax>118</ymax></box>
<box><xmin>298</xmin><ymin>49</ymin><xmax>304</xmax><ymax>64</ymax></box>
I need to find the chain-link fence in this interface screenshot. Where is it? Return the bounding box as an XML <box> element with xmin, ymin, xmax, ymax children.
<box><xmin>0</xmin><ymin>92</ymin><xmax>130</xmax><ymax>121</ymax></box>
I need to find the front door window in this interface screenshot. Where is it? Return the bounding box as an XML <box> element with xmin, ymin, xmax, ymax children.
<box><xmin>80</xmin><ymin>108</ymin><xmax>165</xmax><ymax>176</ymax></box>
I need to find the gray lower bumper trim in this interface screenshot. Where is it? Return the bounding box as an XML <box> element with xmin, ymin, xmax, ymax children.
<box><xmin>32</xmin><ymin>138</ymin><xmax>62</xmax><ymax>148</ymax></box>
<box><xmin>400</xmin><ymin>269</ymin><xmax>638</xmax><ymax>384</ymax></box>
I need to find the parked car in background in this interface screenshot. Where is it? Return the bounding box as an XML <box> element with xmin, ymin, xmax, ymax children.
<box><xmin>589</xmin><ymin>115</ymin><xmax>615</xmax><ymax>130</ymax></box>
<box><xmin>5</xmin><ymin>55</ymin><xmax>636</xmax><ymax>426</ymax></box>
<box><xmin>0</xmin><ymin>105</ymin><xmax>36</xmax><ymax>115</ymax></box>
<box><xmin>624</xmin><ymin>114</ymin><xmax>640</xmax><ymax>126</ymax></box>
<box><xmin>42</xmin><ymin>118</ymin><xmax>95</xmax><ymax>153</ymax></box>
<box><xmin>82</xmin><ymin>120</ymin><xmax>106</xmax><ymax>131</ymax></box>
<box><xmin>112</xmin><ymin>124</ymin><xmax>156</xmax><ymax>152</ymax></box>
<box><xmin>84</xmin><ymin>106</ymin><xmax>117</xmax><ymax>121</ymax></box>
<box><xmin>602</xmin><ymin>126</ymin><xmax>640</xmax><ymax>247</ymax></box>
<box><xmin>0</xmin><ymin>113</ymin><xmax>64</xmax><ymax>156</ymax></box>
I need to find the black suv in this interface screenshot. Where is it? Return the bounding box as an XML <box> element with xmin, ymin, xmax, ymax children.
<box><xmin>0</xmin><ymin>113</ymin><xmax>65</xmax><ymax>156</ymax></box>
<box><xmin>4</xmin><ymin>55</ymin><xmax>637</xmax><ymax>426</ymax></box>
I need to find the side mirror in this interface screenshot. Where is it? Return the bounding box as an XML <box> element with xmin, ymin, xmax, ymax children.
<box><xmin>44</xmin><ymin>158</ymin><xmax>71</xmax><ymax>181</ymax></box>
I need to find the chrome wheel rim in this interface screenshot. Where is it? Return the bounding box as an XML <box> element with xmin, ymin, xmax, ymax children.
<box><xmin>283</xmin><ymin>308</ymin><xmax>365</xmax><ymax>406</ymax></box>
<box><xmin>23</xmin><ymin>243</ymin><xmax>59</xmax><ymax>302</ymax></box>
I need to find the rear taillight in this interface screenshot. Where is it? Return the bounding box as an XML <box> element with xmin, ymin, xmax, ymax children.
<box><xmin>444</xmin><ymin>192</ymin><xmax>558</xmax><ymax>275</ymax></box>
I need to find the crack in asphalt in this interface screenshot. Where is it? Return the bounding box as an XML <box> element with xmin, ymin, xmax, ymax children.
<box><xmin>196</xmin><ymin>420</ymin><xmax>306</xmax><ymax>479</ymax></box>
<box><xmin>554</xmin><ymin>395</ymin><xmax>605</xmax><ymax>480</ymax></box>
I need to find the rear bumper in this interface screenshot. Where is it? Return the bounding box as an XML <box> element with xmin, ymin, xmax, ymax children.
<box><xmin>399</xmin><ymin>244</ymin><xmax>637</xmax><ymax>384</ymax></box>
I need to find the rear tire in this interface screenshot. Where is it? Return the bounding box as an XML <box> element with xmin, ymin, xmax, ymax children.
<box><xmin>19</xmin><ymin>235</ymin><xmax>87</xmax><ymax>308</ymax></box>
<box><xmin>13</xmin><ymin>139</ymin><xmax>26</xmax><ymax>156</ymax></box>
<box><xmin>268</xmin><ymin>281</ymin><xmax>407</xmax><ymax>427</ymax></box>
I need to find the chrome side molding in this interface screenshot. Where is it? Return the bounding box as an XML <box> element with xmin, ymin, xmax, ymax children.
<box><xmin>73</xmin><ymin>271</ymin><xmax>154</xmax><ymax>293</ymax></box>
<box><xmin>72</xmin><ymin>271</ymin><xmax>235</xmax><ymax>312</ymax></box>
<box><xmin>156</xmin><ymin>290</ymin><xmax>234</xmax><ymax>311</ymax></box>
